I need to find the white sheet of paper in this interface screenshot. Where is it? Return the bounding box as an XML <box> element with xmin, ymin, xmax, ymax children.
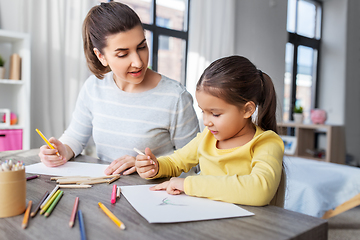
<box><xmin>121</xmin><ymin>184</ymin><xmax>254</xmax><ymax>223</ymax></box>
<box><xmin>25</xmin><ymin>162</ymin><xmax>109</xmax><ymax>177</ymax></box>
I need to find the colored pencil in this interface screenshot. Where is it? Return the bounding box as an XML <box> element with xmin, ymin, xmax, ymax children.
<box><xmin>134</xmin><ymin>148</ymin><xmax>155</xmax><ymax>166</ymax></box>
<box><xmin>26</xmin><ymin>175</ymin><xmax>39</xmax><ymax>181</ymax></box>
<box><xmin>116</xmin><ymin>187</ymin><xmax>121</xmax><ymax>199</ymax></box>
<box><xmin>40</xmin><ymin>185</ymin><xmax>59</xmax><ymax>209</ymax></box>
<box><xmin>69</xmin><ymin>197</ymin><xmax>79</xmax><ymax>228</ymax></box>
<box><xmin>78</xmin><ymin>210</ymin><xmax>86</xmax><ymax>240</ymax></box>
<box><xmin>108</xmin><ymin>175</ymin><xmax>120</xmax><ymax>184</ymax></box>
<box><xmin>22</xmin><ymin>200</ymin><xmax>32</xmax><ymax>229</ymax></box>
<box><xmin>98</xmin><ymin>202</ymin><xmax>126</xmax><ymax>230</ymax></box>
<box><xmin>133</xmin><ymin>147</ymin><xmax>145</xmax><ymax>155</ymax></box>
<box><xmin>31</xmin><ymin>191</ymin><xmax>49</xmax><ymax>217</ymax></box>
<box><xmin>57</xmin><ymin>184</ymin><xmax>92</xmax><ymax>189</ymax></box>
<box><xmin>35</xmin><ymin>128</ymin><xmax>60</xmax><ymax>156</ymax></box>
<box><xmin>40</xmin><ymin>190</ymin><xmax>61</xmax><ymax>215</ymax></box>
<box><xmin>111</xmin><ymin>184</ymin><xmax>117</xmax><ymax>204</ymax></box>
<box><xmin>44</xmin><ymin>190</ymin><xmax>63</xmax><ymax>217</ymax></box>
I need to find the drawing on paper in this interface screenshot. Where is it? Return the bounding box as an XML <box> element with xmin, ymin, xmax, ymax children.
<box><xmin>159</xmin><ymin>197</ymin><xmax>186</xmax><ymax>206</ymax></box>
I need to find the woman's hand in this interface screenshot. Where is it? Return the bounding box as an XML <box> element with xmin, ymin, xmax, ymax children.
<box><xmin>38</xmin><ymin>137</ymin><xmax>71</xmax><ymax>167</ymax></box>
<box><xmin>104</xmin><ymin>155</ymin><xmax>136</xmax><ymax>175</ymax></box>
<box><xmin>135</xmin><ymin>147</ymin><xmax>158</xmax><ymax>178</ymax></box>
<box><xmin>150</xmin><ymin>177</ymin><xmax>185</xmax><ymax>195</ymax></box>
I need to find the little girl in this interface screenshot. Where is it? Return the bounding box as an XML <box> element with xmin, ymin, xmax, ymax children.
<box><xmin>135</xmin><ymin>55</ymin><xmax>284</xmax><ymax>207</ymax></box>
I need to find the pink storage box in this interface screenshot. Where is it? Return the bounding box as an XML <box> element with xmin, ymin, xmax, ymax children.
<box><xmin>0</xmin><ymin>129</ymin><xmax>23</xmax><ymax>151</ymax></box>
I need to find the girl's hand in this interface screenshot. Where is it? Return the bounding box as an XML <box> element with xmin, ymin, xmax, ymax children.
<box><xmin>104</xmin><ymin>155</ymin><xmax>136</xmax><ymax>175</ymax></box>
<box><xmin>38</xmin><ymin>137</ymin><xmax>70</xmax><ymax>167</ymax></box>
<box><xmin>135</xmin><ymin>147</ymin><xmax>158</xmax><ymax>178</ymax></box>
<box><xmin>150</xmin><ymin>177</ymin><xmax>185</xmax><ymax>195</ymax></box>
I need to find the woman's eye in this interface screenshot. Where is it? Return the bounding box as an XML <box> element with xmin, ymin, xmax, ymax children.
<box><xmin>117</xmin><ymin>54</ymin><xmax>127</xmax><ymax>58</ymax></box>
<box><xmin>138</xmin><ymin>45</ymin><xmax>146</xmax><ymax>50</ymax></box>
<box><xmin>213</xmin><ymin>114</ymin><xmax>220</xmax><ymax>117</ymax></box>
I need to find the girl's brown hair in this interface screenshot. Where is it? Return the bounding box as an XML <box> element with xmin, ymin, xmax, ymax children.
<box><xmin>196</xmin><ymin>55</ymin><xmax>278</xmax><ymax>133</ymax></box>
<box><xmin>82</xmin><ymin>2</ymin><xmax>143</xmax><ymax>79</ymax></box>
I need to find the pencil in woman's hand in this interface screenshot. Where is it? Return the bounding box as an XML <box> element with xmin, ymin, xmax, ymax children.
<box><xmin>35</xmin><ymin>128</ymin><xmax>61</xmax><ymax>157</ymax></box>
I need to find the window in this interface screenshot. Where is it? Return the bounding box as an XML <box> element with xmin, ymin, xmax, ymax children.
<box><xmin>283</xmin><ymin>0</ymin><xmax>322</xmax><ymax>122</ymax></box>
<box><xmin>115</xmin><ymin>0</ymin><xmax>190</xmax><ymax>85</ymax></box>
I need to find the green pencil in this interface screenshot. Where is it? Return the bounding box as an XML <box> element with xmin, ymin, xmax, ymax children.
<box><xmin>44</xmin><ymin>190</ymin><xmax>64</xmax><ymax>217</ymax></box>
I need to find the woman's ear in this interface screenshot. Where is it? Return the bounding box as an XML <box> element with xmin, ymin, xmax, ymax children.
<box><xmin>93</xmin><ymin>48</ymin><xmax>108</xmax><ymax>67</ymax></box>
<box><xmin>243</xmin><ymin>101</ymin><xmax>256</xmax><ymax>119</ymax></box>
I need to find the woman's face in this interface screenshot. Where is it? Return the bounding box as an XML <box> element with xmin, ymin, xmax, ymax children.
<box><xmin>95</xmin><ymin>24</ymin><xmax>149</xmax><ymax>89</ymax></box>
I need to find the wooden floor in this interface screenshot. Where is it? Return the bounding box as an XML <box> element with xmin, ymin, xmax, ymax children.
<box><xmin>328</xmin><ymin>205</ymin><xmax>360</xmax><ymax>240</ymax></box>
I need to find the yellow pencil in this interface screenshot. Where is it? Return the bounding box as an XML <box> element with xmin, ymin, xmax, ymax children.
<box><xmin>35</xmin><ymin>129</ymin><xmax>60</xmax><ymax>157</ymax></box>
<box><xmin>98</xmin><ymin>202</ymin><xmax>126</xmax><ymax>230</ymax></box>
<box><xmin>40</xmin><ymin>190</ymin><xmax>61</xmax><ymax>215</ymax></box>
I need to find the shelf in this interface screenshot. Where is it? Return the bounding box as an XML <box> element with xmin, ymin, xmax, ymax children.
<box><xmin>0</xmin><ymin>30</ymin><xmax>31</xmax><ymax>150</ymax></box>
<box><xmin>0</xmin><ymin>79</ymin><xmax>23</xmax><ymax>84</ymax></box>
<box><xmin>278</xmin><ymin>122</ymin><xmax>346</xmax><ymax>164</ymax></box>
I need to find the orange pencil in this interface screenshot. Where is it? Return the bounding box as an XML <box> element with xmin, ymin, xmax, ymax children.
<box><xmin>69</xmin><ymin>197</ymin><xmax>79</xmax><ymax>227</ymax></box>
<box><xmin>22</xmin><ymin>200</ymin><xmax>32</xmax><ymax>229</ymax></box>
<box><xmin>35</xmin><ymin>129</ymin><xmax>60</xmax><ymax>157</ymax></box>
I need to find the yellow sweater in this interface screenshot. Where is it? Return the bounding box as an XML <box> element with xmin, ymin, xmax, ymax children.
<box><xmin>155</xmin><ymin>125</ymin><xmax>284</xmax><ymax>206</ymax></box>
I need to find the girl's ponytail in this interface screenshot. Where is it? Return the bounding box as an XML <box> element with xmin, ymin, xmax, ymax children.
<box><xmin>257</xmin><ymin>72</ymin><xmax>278</xmax><ymax>133</ymax></box>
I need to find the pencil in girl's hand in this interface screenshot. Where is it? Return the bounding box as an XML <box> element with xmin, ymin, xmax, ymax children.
<box><xmin>35</xmin><ymin>128</ymin><xmax>61</xmax><ymax>157</ymax></box>
<box><xmin>133</xmin><ymin>148</ymin><xmax>145</xmax><ymax>155</ymax></box>
<box><xmin>31</xmin><ymin>191</ymin><xmax>49</xmax><ymax>217</ymax></box>
<box><xmin>134</xmin><ymin>148</ymin><xmax>156</xmax><ymax>166</ymax></box>
<box><xmin>22</xmin><ymin>200</ymin><xmax>32</xmax><ymax>229</ymax></box>
<box><xmin>69</xmin><ymin>197</ymin><xmax>79</xmax><ymax>227</ymax></box>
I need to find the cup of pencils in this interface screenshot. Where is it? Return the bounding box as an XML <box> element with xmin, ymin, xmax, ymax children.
<box><xmin>0</xmin><ymin>159</ymin><xmax>26</xmax><ymax>218</ymax></box>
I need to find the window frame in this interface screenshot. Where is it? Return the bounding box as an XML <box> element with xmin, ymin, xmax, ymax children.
<box><xmin>286</xmin><ymin>0</ymin><xmax>322</xmax><ymax>120</ymax></box>
<box><xmin>142</xmin><ymin>0</ymin><xmax>190</xmax><ymax>86</ymax></box>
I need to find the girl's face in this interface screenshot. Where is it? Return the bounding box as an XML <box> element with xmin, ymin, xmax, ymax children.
<box><xmin>196</xmin><ymin>90</ymin><xmax>254</xmax><ymax>144</ymax></box>
<box><xmin>94</xmin><ymin>25</ymin><xmax>149</xmax><ymax>90</ymax></box>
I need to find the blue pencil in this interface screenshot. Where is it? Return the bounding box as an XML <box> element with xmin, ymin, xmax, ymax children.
<box><xmin>78</xmin><ymin>210</ymin><xmax>86</xmax><ymax>240</ymax></box>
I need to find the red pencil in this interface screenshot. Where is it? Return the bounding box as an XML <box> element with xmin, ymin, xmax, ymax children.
<box><xmin>69</xmin><ymin>197</ymin><xmax>79</xmax><ymax>228</ymax></box>
<box><xmin>111</xmin><ymin>184</ymin><xmax>117</xmax><ymax>204</ymax></box>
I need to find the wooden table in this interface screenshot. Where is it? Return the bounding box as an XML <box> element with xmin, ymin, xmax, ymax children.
<box><xmin>0</xmin><ymin>149</ymin><xmax>328</xmax><ymax>240</ymax></box>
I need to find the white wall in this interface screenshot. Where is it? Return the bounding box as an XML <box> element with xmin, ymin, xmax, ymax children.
<box><xmin>344</xmin><ymin>0</ymin><xmax>360</xmax><ymax>164</ymax></box>
<box><xmin>234</xmin><ymin>0</ymin><xmax>288</xmax><ymax>121</ymax></box>
<box><xmin>319</xmin><ymin>0</ymin><xmax>347</xmax><ymax>125</ymax></box>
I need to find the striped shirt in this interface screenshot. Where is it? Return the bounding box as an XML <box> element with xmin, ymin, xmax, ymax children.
<box><xmin>59</xmin><ymin>72</ymin><xmax>200</xmax><ymax>162</ymax></box>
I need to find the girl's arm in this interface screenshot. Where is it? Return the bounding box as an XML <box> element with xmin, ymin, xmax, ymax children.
<box><xmin>183</xmin><ymin>135</ymin><xmax>284</xmax><ymax>206</ymax></box>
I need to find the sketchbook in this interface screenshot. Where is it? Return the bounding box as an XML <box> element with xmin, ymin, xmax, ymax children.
<box><xmin>120</xmin><ymin>184</ymin><xmax>254</xmax><ymax>223</ymax></box>
<box><xmin>25</xmin><ymin>162</ymin><xmax>109</xmax><ymax>177</ymax></box>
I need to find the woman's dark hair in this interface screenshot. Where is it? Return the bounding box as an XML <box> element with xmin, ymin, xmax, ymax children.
<box><xmin>196</xmin><ymin>55</ymin><xmax>278</xmax><ymax>133</ymax></box>
<box><xmin>82</xmin><ymin>2</ymin><xmax>143</xmax><ymax>79</ymax></box>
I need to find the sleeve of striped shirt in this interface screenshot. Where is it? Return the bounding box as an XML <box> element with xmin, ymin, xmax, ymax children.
<box><xmin>169</xmin><ymin>89</ymin><xmax>200</xmax><ymax>150</ymax></box>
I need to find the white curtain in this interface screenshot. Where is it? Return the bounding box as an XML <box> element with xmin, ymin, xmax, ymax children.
<box><xmin>20</xmin><ymin>0</ymin><xmax>96</xmax><ymax>148</ymax></box>
<box><xmin>186</xmin><ymin>0</ymin><xmax>236</xmax><ymax>119</ymax></box>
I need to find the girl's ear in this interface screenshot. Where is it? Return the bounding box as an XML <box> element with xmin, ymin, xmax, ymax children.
<box><xmin>243</xmin><ymin>101</ymin><xmax>256</xmax><ymax>119</ymax></box>
<box><xmin>93</xmin><ymin>48</ymin><xmax>108</xmax><ymax>67</ymax></box>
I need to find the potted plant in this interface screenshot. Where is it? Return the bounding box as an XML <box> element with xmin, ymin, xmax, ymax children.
<box><xmin>0</xmin><ymin>54</ymin><xmax>5</xmax><ymax>79</ymax></box>
<box><xmin>293</xmin><ymin>106</ymin><xmax>303</xmax><ymax>123</ymax></box>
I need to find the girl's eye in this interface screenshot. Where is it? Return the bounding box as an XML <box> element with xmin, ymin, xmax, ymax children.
<box><xmin>117</xmin><ymin>54</ymin><xmax>127</xmax><ymax>58</ymax></box>
<box><xmin>138</xmin><ymin>45</ymin><xmax>146</xmax><ymax>50</ymax></box>
<box><xmin>213</xmin><ymin>114</ymin><xmax>220</xmax><ymax>117</ymax></box>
